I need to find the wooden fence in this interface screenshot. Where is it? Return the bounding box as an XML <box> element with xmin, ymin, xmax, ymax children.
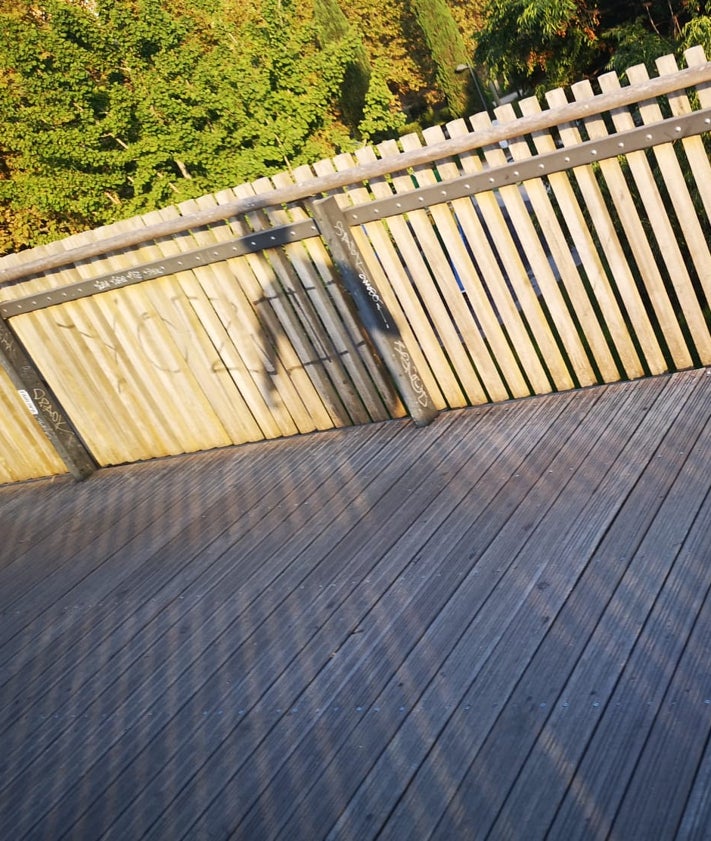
<box><xmin>1</xmin><ymin>47</ymin><xmax>710</xmax><ymax>484</ymax></box>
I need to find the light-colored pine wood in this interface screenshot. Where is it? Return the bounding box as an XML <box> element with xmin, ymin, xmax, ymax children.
<box><xmin>0</xmin><ymin>366</ymin><xmax>67</xmax><ymax>483</ymax></box>
<box><xmin>133</xmin><ymin>205</ymin><xmax>266</xmax><ymax>445</ymax></box>
<box><xmin>1</xmin><ymin>51</ymin><xmax>710</xmax><ymax>481</ymax></box>
<box><xmin>570</xmin><ymin>78</ymin><xmax>693</xmax><ymax>371</ymax></box>
<box><xmin>7</xmin><ymin>228</ymin><xmax>161</xmax><ymax>466</ymax></box>
<box><xmin>287</xmin><ymin>167</ymin><xmax>407</xmax><ymax>420</ymax></box>
<box><xmin>247</xmin><ymin>169</ymin><xmax>400</xmax><ymax>423</ymax></box>
<box><xmin>543</xmin><ymin>86</ymin><xmax>646</xmax><ymax>380</ymax></box>
<box><xmin>447</xmin><ymin>114</ymin><xmax>574</xmax><ymax>392</ymax></box>
<box><xmin>350</xmin><ymin>146</ymin><xmax>484</xmax><ymax>406</ymax></box>
<box><xmin>192</xmin><ymin>188</ymin><xmax>325</xmax><ymax>435</ymax></box>
<box><xmin>659</xmin><ymin>52</ymin><xmax>711</xmax><ymax>231</ymax></box>
<box><xmin>626</xmin><ymin>62</ymin><xmax>711</xmax><ymax>307</ymax></box>
<box><xmin>491</xmin><ymin>103</ymin><xmax>608</xmax><ymax>386</ymax></box>
<box><xmin>377</xmin><ymin>135</ymin><xmax>511</xmax><ymax>402</ymax></box>
<box><xmin>597</xmin><ymin>70</ymin><xmax>711</xmax><ymax>365</ymax></box>
<box><xmin>541</xmin><ymin>83</ymin><xmax>666</xmax><ymax>376</ymax></box>
<box><xmin>310</xmin><ymin>153</ymin><xmax>456</xmax><ymax>409</ymax></box>
<box><xmin>169</xmin><ymin>205</ymin><xmax>301</xmax><ymax>439</ymax></box>
<box><xmin>421</xmin><ymin>121</ymin><xmax>560</xmax><ymax>395</ymax></box>
<box><xmin>399</xmin><ymin>128</ymin><xmax>532</xmax><ymax>401</ymax></box>
<box><xmin>206</xmin><ymin>184</ymin><xmax>340</xmax><ymax>432</ymax></box>
<box><xmin>70</xmin><ymin>217</ymin><xmax>233</xmax><ymax>461</ymax></box>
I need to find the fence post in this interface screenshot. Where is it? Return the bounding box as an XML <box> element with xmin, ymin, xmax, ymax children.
<box><xmin>0</xmin><ymin>317</ymin><xmax>96</xmax><ymax>480</ymax></box>
<box><xmin>310</xmin><ymin>196</ymin><xmax>438</xmax><ymax>426</ymax></box>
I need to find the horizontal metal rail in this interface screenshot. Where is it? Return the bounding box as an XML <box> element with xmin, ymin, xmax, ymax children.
<box><xmin>2</xmin><ymin>105</ymin><xmax>710</xmax><ymax>318</ymax></box>
<box><xmin>1</xmin><ymin>220</ymin><xmax>318</xmax><ymax>317</ymax></box>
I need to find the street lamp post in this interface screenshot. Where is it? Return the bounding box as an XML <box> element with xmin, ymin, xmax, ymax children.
<box><xmin>455</xmin><ymin>63</ymin><xmax>491</xmax><ymax>116</ymax></box>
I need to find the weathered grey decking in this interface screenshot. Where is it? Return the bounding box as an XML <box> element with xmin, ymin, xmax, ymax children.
<box><xmin>1</xmin><ymin>369</ymin><xmax>710</xmax><ymax>840</ymax></box>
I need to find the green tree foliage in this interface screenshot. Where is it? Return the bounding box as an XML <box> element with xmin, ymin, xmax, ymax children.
<box><xmin>2</xmin><ymin>0</ymin><xmax>711</xmax><ymax>254</ymax></box>
<box><xmin>0</xmin><ymin>0</ymin><xmax>364</xmax><ymax>252</ymax></box>
<box><xmin>409</xmin><ymin>0</ymin><xmax>470</xmax><ymax>116</ymax></box>
<box><xmin>358</xmin><ymin>58</ymin><xmax>407</xmax><ymax>142</ymax></box>
<box><xmin>474</xmin><ymin>0</ymin><xmax>600</xmax><ymax>92</ymax></box>
<box><xmin>475</xmin><ymin>0</ymin><xmax>711</xmax><ymax>93</ymax></box>
<box><xmin>314</xmin><ymin>0</ymin><xmax>371</xmax><ymax>128</ymax></box>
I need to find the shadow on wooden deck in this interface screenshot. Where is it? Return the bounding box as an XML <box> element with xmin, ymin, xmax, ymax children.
<box><xmin>1</xmin><ymin>369</ymin><xmax>710</xmax><ymax>840</ymax></box>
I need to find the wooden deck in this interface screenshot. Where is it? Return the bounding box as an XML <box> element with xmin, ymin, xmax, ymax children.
<box><xmin>1</xmin><ymin>369</ymin><xmax>710</xmax><ymax>840</ymax></box>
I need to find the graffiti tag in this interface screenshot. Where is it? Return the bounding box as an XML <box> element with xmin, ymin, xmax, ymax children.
<box><xmin>333</xmin><ymin>220</ymin><xmax>389</xmax><ymax>329</ymax></box>
<box><xmin>393</xmin><ymin>340</ymin><xmax>430</xmax><ymax>407</ymax></box>
<box><xmin>32</xmin><ymin>388</ymin><xmax>68</xmax><ymax>433</ymax></box>
<box><xmin>93</xmin><ymin>267</ymin><xmax>163</xmax><ymax>293</ymax></box>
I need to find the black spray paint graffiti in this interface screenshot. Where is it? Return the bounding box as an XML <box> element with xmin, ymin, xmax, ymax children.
<box><xmin>328</xmin><ymin>218</ymin><xmax>431</xmax><ymax>411</ymax></box>
<box><xmin>332</xmin><ymin>220</ymin><xmax>390</xmax><ymax>329</ymax></box>
<box><xmin>52</xmin><ymin>294</ymin><xmax>278</xmax><ymax>390</ymax></box>
<box><xmin>44</xmin><ymin>285</ymin><xmax>427</xmax><ymax>418</ymax></box>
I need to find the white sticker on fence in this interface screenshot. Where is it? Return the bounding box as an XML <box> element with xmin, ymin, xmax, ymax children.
<box><xmin>18</xmin><ymin>389</ymin><xmax>39</xmax><ymax>415</ymax></box>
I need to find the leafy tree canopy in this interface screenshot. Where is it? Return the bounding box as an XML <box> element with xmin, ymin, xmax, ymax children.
<box><xmin>475</xmin><ymin>0</ymin><xmax>711</xmax><ymax>93</ymax></box>
<box><xmin>0</xmin><ymin>0</ymin><xmax>401</xmax><ymax>253</ymax></box>
<box><xmin>2</xmin><ymin>0</ymin><xmax>711</xmax><ymax>254</ymax></box>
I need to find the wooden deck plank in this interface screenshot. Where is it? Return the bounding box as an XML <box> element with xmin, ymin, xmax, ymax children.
<box><xmin>485</xmin><ymin>374</ymin><xmax>711</xmax><ymax>840</ymax></box>
<box><xmin>177</xmin><ymin>383</ymin><xmax>634</xmax><ymax>840</ymax></box>
<box><xmin>0</xmin><ymin>422</ymin><xmax>400</xmax><ymax>756</ymax></box>
<box><xmin>371</xmin><ymin>365</ymin><xmax>711</xmax><ymax>841</ymax></box>
<box><xmin>70</xmin><ymin>392</ymin><xmax>564</xmax><ymax>841</ymax></box>
<box><xmin>271</xmin><ymin>374</ymin><xmax>700</xmax><ymax>841</ymax></box>
<box><xmin>0</xmin><ymin>422</ymin><xmax>446</xmax><ymax>836</ymax></box>
<box><xmin>0</xmin><ymin>371</ymin><xmax>709</xmax><ymax>841</ymax></box>
<box><xmin>678</xmin><ymin>721</ymin><xmax>711</xmax><ymax>840</ymax></box>
<box><xmin>0</xmin><ymin>421</ymin><xmax>379</xmax><ymax>654</ymax></box>
<box><xmin>546</xmin><ymin>456</ymin><xmax>711</xmax><ymax>840</ymax></box>
<box><xmin>0</xmin><ymin>455</ymin><xmax>191</xmax><ymax>617</ymax></box>
<box><xmin>409</xmin><ymin>370</ymin><xmax>711</xmax><ymax>840</ymax></box>
<box><xmin>3</xmin><ymin>410</ymin><xmax>479</xmax><ymax>838</ymax></box>
<box><xmin>0</xmin><ymin>441</ymin><xmax>293</xmax><ymax>658</ymax></box>
<box><xmin>609</xmin><ymin>495</ymin><xmax>711</xmax><ymax>840</ymax></box>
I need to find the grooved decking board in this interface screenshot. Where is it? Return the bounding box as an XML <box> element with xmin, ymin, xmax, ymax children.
<box><xmin>0</xmin><ymin>371</ymin><xmax>709</xmax><ymax>841</ymax></box>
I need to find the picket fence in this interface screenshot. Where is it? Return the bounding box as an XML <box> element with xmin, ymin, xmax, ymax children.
<box><xmin>1</xmin><ymin>47</ymin><xmax>710</xmax><ymax>483</ymax></box>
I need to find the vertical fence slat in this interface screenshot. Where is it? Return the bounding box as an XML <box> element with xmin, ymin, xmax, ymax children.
<box><xmin>349</xmin><ymin>146</ymin><xmax>483</xmax><ymax>407</ymax></box>
<box><xmin>205</xmin><ymin>189</ymin><xmax>342</xmax><ymax>431</ymax></box>
<box><xmin>569</xmin><ymin>78</ymin><xmax>693</xmax><ymax>371</ymax></box>
<box><xmin>625</xmin><ymin>62</ymin><xmax>711</xmax><ymax>309</ymax></box>
<box><xmin>400</xmin><ymin>129</ymin><xmax>535</xmax><ymax>400</ymax></box>
<box><xmin>77</xmin><ymin>217</ymin><xmax>236</xmax><ymax>459</ymax></box>
<box><xmin>489</xmin><ymin>104</ymin><xmax>603</xmax><ymax>387</ymax></box>
<box><xmin>124</xmin><ymin>205</ymin><xmax>266</xmax><ymax>446</ymax></box>
<box><xmin>423</xmin><ymin>121</ymin><xmax>567</xmax><ymax>394</ymax></box>
<box><xmin>542</xmin><ymin>86</ymin><xmax>667</xmax><ymax>377</ymax></box>
<box><xmin>191</xmin><ymin>190</ymin><xmax>322</xmax><ymax>436</ymax></box>
<box><xmin>659</xmin><ymin>53</ymin><xmax>711</xmax><ymax>224</ymax></box>
<box><xmin>312</xmin><ymin>152</ymin><xmax>459</xmax><ymax>409</ymax></box>
<box><xmin>455</xmin><ymin>113</ymin><xmax>575</xmax><ymax>392</ymax></box>
<box><xmin>541</xmin><ymin>87</ymin><xmax>646</xmax><ymax>379</ymax></box>
<box><xmin>597</xmin><ymin>71</ymin><xmax>711</xmax><ymax>365</ymax></box>
<box><xmin>141</xmin><ymin>206</ymin><xmax>286</xmax><ymax>442</ymax></box>
<box><xmin>256</xmin><ymin>168</ymin><xmax>402</xmax><ymax>422</ymax></box>
<box><xmin>310</xmin><ymin>195</ymin><xmax>438</xmax><ymax>425</ymax></box>
<box><xmin>11</xmin><ymin>227</ymin><xmax>190</xmax><ymax>465</ymax></box>
<box><xmin>1</xmin><ymin>235</ymin><xmax>150</xmax><ymax>466</ymax></box>
<box><xmin>377</xmin><ymin>136</ymin><xmax>510</xmax><ymax>403</ymax></box>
